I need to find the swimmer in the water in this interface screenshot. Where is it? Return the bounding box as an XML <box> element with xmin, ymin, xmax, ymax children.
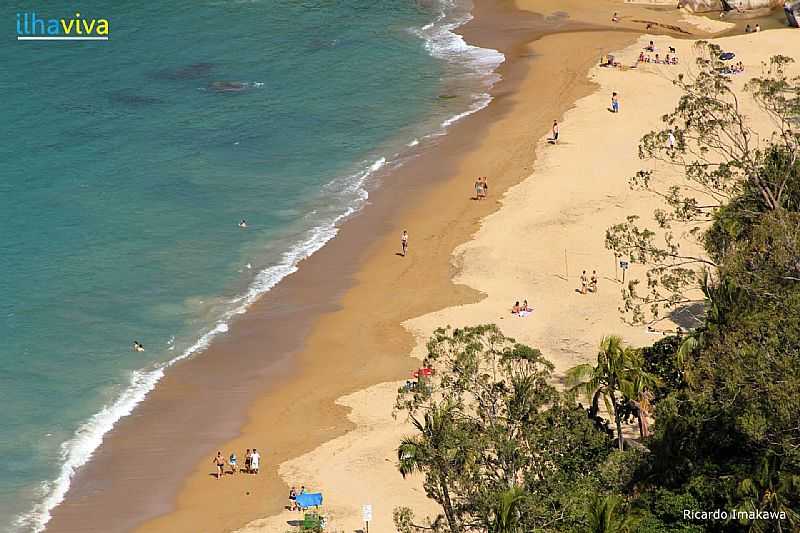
<box><xmin>239</xmin><ymin>219</ymin><xmax>248</xmax><ymax>228</ymax></box>
<box><xmin>133</xmin><ymin>341</ymin><xmax>145</xmax><ymax>352</ymax></box>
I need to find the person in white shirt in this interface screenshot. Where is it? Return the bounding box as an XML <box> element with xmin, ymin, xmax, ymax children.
<box><xmin>250</xmin><ymin>448</ymin><xmax>261</xmax><ymax>474</ymax></box>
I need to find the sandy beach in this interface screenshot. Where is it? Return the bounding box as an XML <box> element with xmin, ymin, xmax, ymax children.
<box><xmin>43</xmin><ymin>1</ymin><xmax>800</xmax><ymax>532</ymax></box>
<box><xmin>229</xmin><ymin>28</ymin><xmax>800</xmax><ymax>533</ymax></box>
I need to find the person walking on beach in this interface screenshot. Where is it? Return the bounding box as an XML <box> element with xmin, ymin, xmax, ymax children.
<box><xmin>482</xmin><ymin>177</ymin><xmax>489</xmax><ymax>198</ymax></box>
<box><xmin>401</xmin><ymin>230</ymin><xmax>409</xmax><ymax>257</ymax></box>
<box><xmin>590</xmin><ymin>270</ymin><xmax>598</xmax><ymax>293</ymax></box>
<box><xmin>250</xmin><ymin>448</ymin><xmax>261</xmax><ymax>474</ymax></box>
<box><xmin>611</xmin><ymin>92</ymin><xmax>620</xmax><ymax>113</ymax></box>
<box><xmin>667</xmin><ymin>129</ymin><xmax>676</xmax><ymax>151</ymax></box>
<box><xmin>229</xmin><ymin>452</ymin><xmax>237</xmax><ymax>475</ymax></box>
<box><xmin>245</xmin><ymin>448</ymin><xmax>252</xmax><ymax>473</ymax></box>
<box><xmin>551</xmin><ymin>120</ymin><xmax>559</xmax><ymax>144</ymax></box>
<box><xmin>213</xmin><ymin>451</ymin><xmax>225</xmax><ymax>479</ymax></box>
<box><xmin>474</xmin><ymin>177</ymin><xmax>484</xmax><ymax>200</ymax></box>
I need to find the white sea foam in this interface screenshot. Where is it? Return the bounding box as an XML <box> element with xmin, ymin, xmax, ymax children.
<box><xmin>14</xmin><ymin>2</ymin><xmax>505</xmax><ymax>531</ymax></box>
<box><xmin>411</xmin><ymin>0</ymin><xmax>505</xmax><ymax>135</ymax></box>
<box><xmin>14</xmin><ymin>156</ymin><xmax>387</xmax><ymax>533</ymax></box>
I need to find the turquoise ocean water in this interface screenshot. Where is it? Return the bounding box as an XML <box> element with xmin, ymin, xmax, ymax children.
<box><xmin>0</xmin><ymin>1</ymin><xmax>502</xmax><ymax>530</ymax></box>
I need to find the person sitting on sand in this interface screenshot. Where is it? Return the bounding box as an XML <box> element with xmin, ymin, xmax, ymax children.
<box><xmin>522</xmin><ymin>300</ymin><xmax>532</xmax><ymax>312</ymax></box>
<box><xmin>250</xmin><ymin>448</ymin><xmax>260</xmax><ymax>474</ymax></box>
<box><xmin>213</xmin><ymin>451</ymin><xmax>225</xmax><ymax>479</ymax></box>
<box><xmin>580</xmin><ymin>270</ymin><xmax>589</xmax><ymax>294</ymax></box>
<box><xmin>551</xmin><ymin>120</ymin><xmax>559</xmax><ymax>143</ymax></box>
<box><xmin>755</xmin><ymin>24</ymin><xmax>761</xmax><ymax>32</ymax></box>
<box><xmin>638</xmin><ymin>51</ymin><xmax>645</xmax><ymax>63</ymax></box>
<box><xmin>512</xmin><ymin>301</ymin><xmax>521</xmax><ymax>314</ymax></box>
<box><xmin>611</xmin><ymin>12</ymin><xmax>619</xmax><ymax>22</ymax></box>
<box><xmin>654</xmin><ymin>53</ymin><xmax>661</xmax><ymax>64</ymax></box>
<box><xmin>589</xmin><ymin>271</ymin><xmax>598</xmax><ymax>293</ymax></box>
<box><xmin>229</xmin><ymin>452</ymin><xmax>237</xmax><ymax>475</ymax></box>
<box><xmin>645</xmin><ymin>40</ymin><xmax>655</xmax><ymax>52</ymax></box>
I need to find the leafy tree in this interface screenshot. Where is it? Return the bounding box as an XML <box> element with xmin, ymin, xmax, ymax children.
<box><xmin>605</xmin><ymin>42</ymin><xmax>800</xmax><ymax>324</ymax></box>
<box><xmin>485</xmin><ymin>486</ymin><xmax>527</xmax><ymax>533</ymax></box>
<box><xmin>567</xmin><ymin>336</ymin><xmax>659</xmax><ymax>450</ymax></box>
<box><xmin>395</xmin><ymin>325</ymin><xmax>614</xmax><ymax>532</ymax></box>
<box><xmin>585</xmin><ymin>494</ymin><xmax>640</xmax><ymax>533</ymax></box>
<box><xmin>398</xmin><ymin>400</ymin><xmax>467</xmax><ymax>532</ymax></box>
<box><xmin>736</xmin><ymin>456</ymin><xmax>800</xmax><ymax>532</ymax></box>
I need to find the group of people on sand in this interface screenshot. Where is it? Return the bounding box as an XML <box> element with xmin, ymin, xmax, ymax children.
<box><xmin>212</xmin><ymin>448</ymin><xmax>261</xmax><ymax>479</ymax></box>
<box><xmin>474</xmin><ymin>176</ymin><xmax>489</xmax><ymax>200</ymax></box>
<box><xmin>638</xmin><ymin>51</ymin><xmax>679</xmax><ymax>65</ymax></box>
<box><xmin>744</xmin><ymin>24</ymin><xmax>761</xmax><ymax>33</ymax></box>
<box><xmin>578</xmin><ymin>270</ymin><xmax>598</xmax><ymax>295</ymax></box>
<box><xmin>511</xmin><ymin>299</ymin><xmax>533</xmax><ymax>317</ymax></box>
<box><xmin>719</xmin><ymin>61</ymin><xmax>745</xmax><ymax>75</ymax></box>
<box><xmin>637</xmin><ymin>41</ymin><xmax>679</xmax><ymax>66</ymax></box>
<box><xmin>288</xmin><ymin>485</ymin><xmax>309</xmax><ymax>511</ymax></box>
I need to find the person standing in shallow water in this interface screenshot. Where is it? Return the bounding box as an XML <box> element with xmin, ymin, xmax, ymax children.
<box><xmin>401</xmin><ymin>230</ymin><xmax>409</xmax><ymax>257</ymax></box>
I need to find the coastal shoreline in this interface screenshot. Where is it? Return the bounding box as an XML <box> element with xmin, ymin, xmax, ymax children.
<box><xmin>43</xmin><ymin>1</ymin><xmax>709</xmax><ymax>531</ymax></box>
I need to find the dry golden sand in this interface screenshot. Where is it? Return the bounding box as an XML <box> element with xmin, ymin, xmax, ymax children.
<box><xmin>236</xmin><ymin>29</ymin><xmax>800</xmax><ymax>533</ymax></box>
<box><xmin>118</xmin><ymin>5</ymin><xmax>800</xmax><ymax>533</ymax></box>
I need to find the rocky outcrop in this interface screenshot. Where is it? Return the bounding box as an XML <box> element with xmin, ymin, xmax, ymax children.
<box><xmin>681</xmin><ymin>0</ymin><xmax>783</xmax><ymax>12</ymax></box>
<box><xmin>788</xmin><ymin>0</ymin><xmax>800</xmax><ymax>27</ymax></box>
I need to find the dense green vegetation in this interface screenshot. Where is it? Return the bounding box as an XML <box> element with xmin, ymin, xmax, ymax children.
<box><xmin>394</xmin><ymin>43</ymin><xmax>800</xmax><ymax>532</ymax></box>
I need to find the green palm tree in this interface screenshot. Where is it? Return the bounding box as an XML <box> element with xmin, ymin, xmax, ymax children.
<box><xmin>567</xmin><ymin>336</ymin><xmax>658</xmax><ymax>450</ymax></box>
<box><xmin>398</xmin><ymin>401</ymin><xmax>463</xmax><ymax>533</ymax></box>
<box><xmin>486</xmin><ymin>486</ymin><xmax>527</xmax><ymax>533</ymax></box>
<box><xmin>619</xmin><ymin>349</ymin><xmax>660</xmax><ymax>440</ymax></box>
<box><xmin>585</xmin><ymin>494</ymin><xmax>639</xmax><ymax>533</ymax></box>
<box><xmin>737</xmin><ymin>456</ymin><xmax>800</xmax><ymax>533</ymax></box>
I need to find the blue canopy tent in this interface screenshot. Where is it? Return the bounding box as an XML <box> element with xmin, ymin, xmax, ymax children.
<box><xmin>295</xmin><ymin>492</ymin><xmax>323</xmax><ymax>509</ymax></box>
